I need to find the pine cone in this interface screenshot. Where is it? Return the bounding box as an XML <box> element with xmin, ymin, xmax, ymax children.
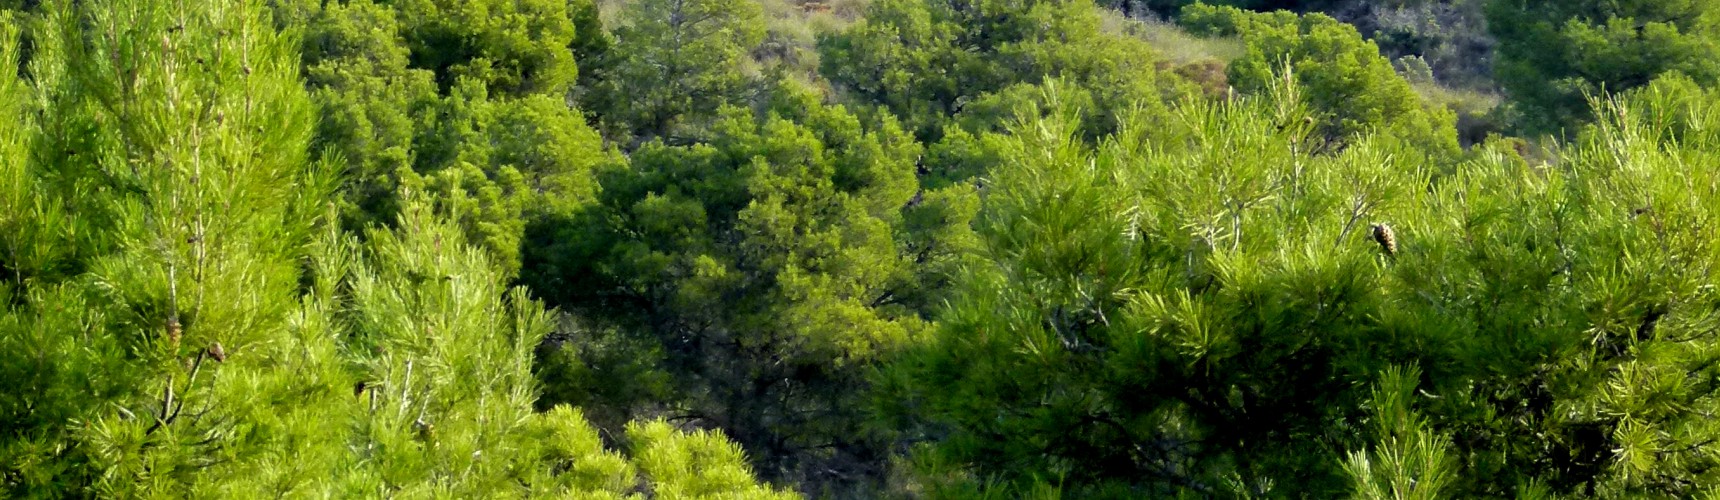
<box><xmin>414</xmin><ymin>418</ymin><xmax>435</xmax><ymax>442</ymax></box>
<box><xmin>206</xmin><ymin>342</ymin><xmax>226</xmax><ymax>362</ymax></box>
<box><xmin>1371</xmin><ymin>223</ymin><xmax>1397</xmax><ymax>257</ymax></box>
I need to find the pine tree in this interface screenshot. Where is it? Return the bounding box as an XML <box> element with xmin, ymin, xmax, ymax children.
<box><xmin>1486</xmin><ymin>0</ymin><xmax>1720</xmax><ymax>133</ymax></box>
<box><xmin>0</xmin><ymin>1</ymin><xmax>793</xmax><ymax>496</ymax></box>
<box><xmin>1343</xmin><ymin>366</ymin><xmax>1456</xmax><ymax>500</ymax></box>
<box><xmin>1179</xmin><ymin>4</ymin><xmax>1461</xmax><ymax>161</ymax></box>
<box><xmin>877</xmin><ymin>65</ymin><xmax>1720</xmax><ymax>497</ymax></box>
<box><xmin>9</xmin><ymin>1</ymin><xmax>1720</xmax><ymax>497</ymax></box>
<box><xmin>530</xmin><ymin>80</ymin><xmax>960</xmax><ymax>491</ymax></box>
<box><xmin>583</xmin><ymin>0</ymin><xmax>767</xmax><ymax>144</ymax></box>
<box><xmin>276</xmin><ymin>0</ymin><xmax>607</xmax><ymax>278</ymax></box>
<box><xmin>1</xmin><ymin>0</ymin><xmax>345</xmax><ymax>493</ymax></box>
<box><xmin>877</xmin><ymin>80</ymin><xmax>1393</xmax><ymax>496</ymax></box>
<box><xmin>818</xmin><ymin>0</ymin><xmax>1192</xmax><ymax>143</ymax></box>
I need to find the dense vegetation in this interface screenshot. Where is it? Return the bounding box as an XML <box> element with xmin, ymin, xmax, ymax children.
<box><xmin>2</xmin><ymin>0</ymin><xmax>1718</xmax><ymax>497</ymax></box>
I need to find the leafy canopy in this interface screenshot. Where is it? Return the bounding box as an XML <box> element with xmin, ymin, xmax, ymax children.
<box><xmin>1486</xmin><ymin>0</ymin><xmax>1720</xmax><ymax>133</ymax></box>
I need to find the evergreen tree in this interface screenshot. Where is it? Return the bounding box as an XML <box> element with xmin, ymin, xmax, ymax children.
<box><xmin>0</xmin><ymin>2</ymin><xmax>791</xmax><ymax>496</ymax></box>
<box><xmin>818</xmin><ymin>0</ymin><xmax>1191</xmax><ymax>143</ymax></box>
<box><xmin>1414</xmin><ymin>74</ymin><xmax>1720</xmax><ymax>497</ymax></box>
<box><xmin>1180</xmin><ymin>3</ymin><xmax>1461</xmax><ymax>160</ymax></box>
<box><xmin>1342</xmin><ymin>366</ymin><xmax>1456</xmax><ymax>500</ymax></box>
<box><xmin>283</xmin><ymin>0</ymin><xmax>438</xmax><ymax>231</ymax></box>
<box><xmin>1486</xmin><ymin>0</ymin><xmax>1720</xmax><ymax>133</ymax></box>
<box><xmin>529</xmin><ymin>81</ymin><xmax>968</xmax><ymax>491</ymax></box>
<box><xmin>276</xmin><ymin>0</ymin><xmax>606</xmax><ymax>278</ymax></box>
<box><xmin>877</xmin><ymin>68</ymin><xmax>1720</xmax><ymax>497</ymax></box>
<box><xmin>393</xmin><ymin>0</ymin><xmax>581</xmax><ymax>96</ymax></box>
<box><xmin>583</xmin><ymin>0</ymin><xmax>767</xmax><ymax>144</ymax></box>
<box><xmin>1</xmin><ymin>0</ymin><xmax>349</xmax><ymax>492</ymax></box>
<box><xmin>10</xmin><ymin>0</ymin><xmax>1720</xmax><ymax>497</ymax></box>
<box><xmin>877</xmin><ymin>81</ymin><xmax>1396</xmax><ymax>496</ymax></box>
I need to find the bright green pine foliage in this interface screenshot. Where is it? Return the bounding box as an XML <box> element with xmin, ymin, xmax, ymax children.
<box><xmin>1180</xmin><ymin>3</ymin><xmax>1461</xmax><ymax>161</ymax></box>
<box><xmin>584</xmin><ymin>0</ymin><xmax>767</xmax><ymax>144</ymax></box>
<box><xmin>330</xmin><ymin>200</ymin><xmax>791</xmax><ymax>498</ymax></box>
<box><xmin>818</xmin><ymin>0</ymin><xmax>1191</xmax><ymax>143</ymax></box>
<box><xmin>0</xmin><ymin>2</ymin><xmax>789</xmax><ymax>497</ymax></box>
<box><xmin>7</xmin><ymin>0</ymin><xmax>1720</xmax><ymax>497</ymax></box>
<box><xmin>0</xmin><ymin>0</ymin><xmax>341</xmax><ymax>493</ymax></box>
<box><xmin>626</xmin><ymin>419</ymin><xmax>799</xmax><ymax>500</ymax></box>
<box><xmin>277</xmin><ymin>0</ymin><xmax>437</xmax><ymax>231</ymax></box>
<box><xmin>877</xmin><ymin>71</ymin><xmax>1720</xmax><ymax>496</ymax></box>
<box><xmin>880</xmin><ymin>82</ymin><xmax>1389</xmax><ymax>496</ymax></box>
<box><xmin>1487</xmin><ymin>0</ymin><xmax>1720</xmax><ymax>134</ymax></box>
<box><xmin>1451</xmin><ymin>74</ymin><xmax>1720</xmax><ymax>497</ymax></box>
<box><xmin>1342</xmin><ymin>366</ymin><xmax>1457</xmax><ymax>500</ymax></box>
<box><xmin>532</xmin><ymin>81</ymin><xmax>960</xmax><ymax>489</ymax></box>
<box><xmin>392</xmin><ymin>0</ymin><xmax>581</xmax><ymax>95</ymax></box>
<box><xmin>274</xmin><ymin>0</ymin><xmax>607</xmax><ymax>278</ymax></box>
<box><xmin>0</xmin><ymin>14</ymin><xmax>145</xmax><ymax>492</ymax></box>
<box><xmin>0</xmin><ymin>19</ymin><xmax>57</xmax><ymax>284</ymax></box>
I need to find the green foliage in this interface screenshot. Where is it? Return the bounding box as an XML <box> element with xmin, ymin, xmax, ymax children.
<box><xmin>1357</xmin><ymin>0</ymin><xmax>1496</xmax><ymax>91</ymax></box>
<box><xmin>1487</xmin><ymin>0</ymin><xmax>1720</xmax><ymax>133</ymax></box>
<box><xmin>0</xmin><ymin>18</ymin><xmax>69</xmax><ymax>285</ymax></box>
<box><xmin>584</xmin><ymin>0</ymin><xmax>767</xmax><ymax>143</ymax></box>
<box><xmin>1343</xmin><ymin>366</ymin><xmax>1456</xmax><ymax>500</ymax></box>
<box><xmin>393</xmin><ymin>0</ymin><xmax>581</xmax><ymax>95</ymax></box>
<box><xmin>566</xmin><ymin>0</ymin><xmax>612</xmax><ymax>77</ymax></box>
<box><xmin>0</xmin><ymin>2</ymin><xmax>788</xmax><ymax>496</ymax></box>
<box><xmin>1116</xmin><ymin>0</ymin><xmax>1359</xmax><ymax>18</ymax></box>
<box><xmin>1463</xmin><ymin>74</ymin><xmax>1720</xmax><ymax>496</ymax></box>
<box><xmin>278</xmin><ymin>0</ymin><xmax>607</xmax><ymax>278</ymax></box>
<box><xmin>626</xmin><ymin>419</ymin><xmax>799</xmax><ymax>499</ymax></box>
<box><xmin>531</xmin><ymin>314</ymin><xmax>676</xmax><ymax>431</ymax></box>
<box><xmin>879</xmin><ymin>83</ymin><xmax>1388</xmax><ymax>496</ymax></box>
<box><xmin>530</xmin><ymin>81</ymin><xmax>970</xmax><ymax>489</ymax></box>
<box><xmin>877</xmin><ymin>69</ymin><xmax>1720</xmax><ymax>497</ymax></box>
<box><xmin>403</xmin><ymin>80</ymin><xmax>607</xmax><ymax>278</ymax></box>
<box><xmin>12</xmin><ymin>0</ymin><xmax>1720</xmax><ymax>497</ymax></box>
<box><xmin>1180</xmin><ymin>3</ymin><xmax>1460</xmax><ymax>160</ymax></box>
<box><xmin>289</xmin><ymin>0</ymin><xmax>437</xmax><ymax>230</ymax></box>
<box><xmin>818</xmin><ymin>0</ymin><xmax>1189</xmax><ymax>142</ymax></box>
<box><xmin>0</xmin><ymin>0</ymin><xmax>342</xmax><ymax>492</ymax></box>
